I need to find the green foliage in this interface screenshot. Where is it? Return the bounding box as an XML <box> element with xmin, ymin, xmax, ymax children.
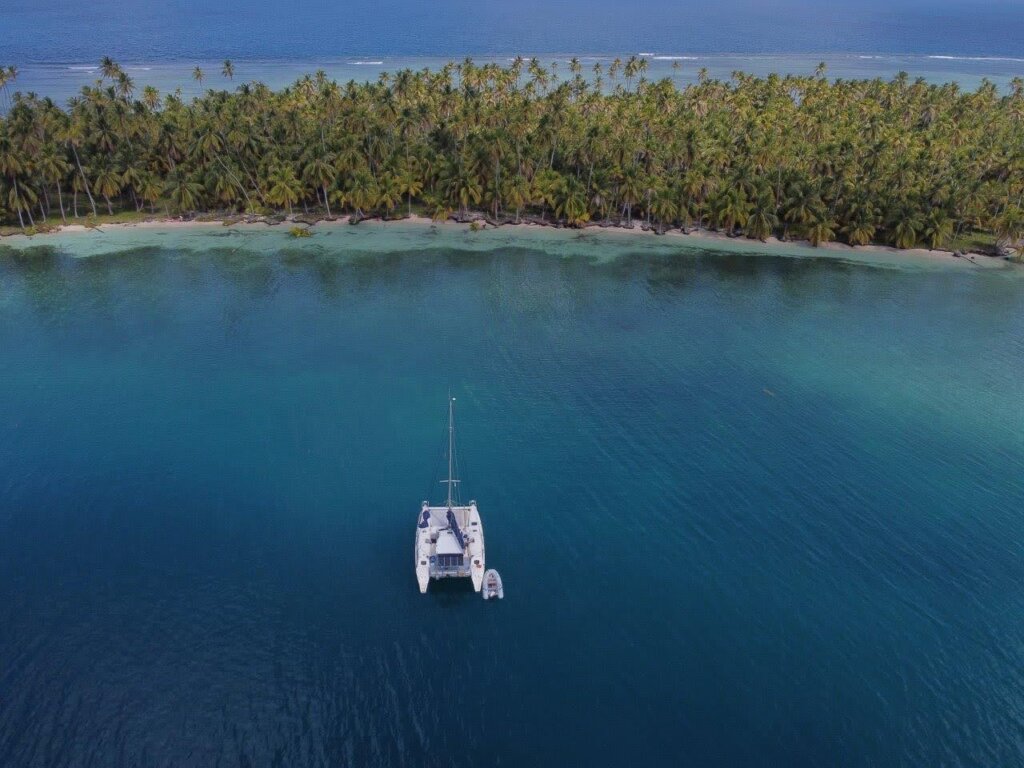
<box><xmin>289</xmin><ymin>226</ymin><xmax>311</xmax><ymax>238</ymax></box>
<box><xmin>0</xmin><ymin>57</ymin><xmax>1022</xmax><ymax>252</ymax></box>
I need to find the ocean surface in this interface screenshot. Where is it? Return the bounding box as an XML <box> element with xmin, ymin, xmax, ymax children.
<box><xmin>4</xmin><ymin>0</ymin><xmax>1024</xmax><ymax>101</ymax></box>
<box><xmin>1</xmin><ymin>224</ymin><xmax>1023</xmax><ymax>767</ymax></box>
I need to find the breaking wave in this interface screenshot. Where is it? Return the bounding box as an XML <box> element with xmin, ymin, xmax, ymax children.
<box><xmin>928</xmin><ymin>55</ymin><xmax>1024</xmax><ymax>62</ymax></box>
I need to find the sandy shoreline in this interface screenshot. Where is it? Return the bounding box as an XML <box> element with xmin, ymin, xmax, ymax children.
<box><xmin>2</xmin><ymin>213</ymin><xmax>1013</xmax><ymax>269</ymax></box>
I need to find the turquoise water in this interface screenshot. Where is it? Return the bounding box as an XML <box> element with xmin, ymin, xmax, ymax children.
<box><xmin>10</xmin><ymin>53</ymin><xmax>1024</xmax><ymax>107</ymax></box>
<box><xmin>1</xmin><ymin>225</ymin><xmax>1023</xmax><ymax>766</ymax></box>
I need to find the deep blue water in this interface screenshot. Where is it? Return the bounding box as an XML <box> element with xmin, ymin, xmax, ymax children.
<box><xmin>6</xmin><ymin>1</ymin><xmax>1024</xmax><ymax>104</ymax></box>
<box><xmin>1</xmin><ymin>226</ymin><xmax>1023</xmax><ymax>766</ymax></box>
<box><xmin>5</xmin><ymin>0</ymin><xmax>1024</xmax><ymax>61</ymax></box>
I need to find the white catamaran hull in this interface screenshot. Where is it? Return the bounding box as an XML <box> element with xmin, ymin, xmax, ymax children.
<box><xmin>415</xmin><ymin>501</ymin><xmax>485</xmax><ymax>593</ymax></box>
<box><xmin>415</xmin><ymin>397</ymin><xmax>486</xmax><ymax>594</ymax></box>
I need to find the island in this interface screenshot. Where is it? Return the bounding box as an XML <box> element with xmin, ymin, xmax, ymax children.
<box><xmin>0</xmin><ymin>57</ymin><xmax>1022</xmax><ymax>261</ymax></box>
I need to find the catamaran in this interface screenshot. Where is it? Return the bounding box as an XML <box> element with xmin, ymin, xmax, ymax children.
<box><xmin>415</xmin><ymin>397</ymin><xmax>485</xmax><ymax>593</ymax></box>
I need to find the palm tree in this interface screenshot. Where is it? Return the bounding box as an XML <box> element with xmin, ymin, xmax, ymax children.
<box><xmin>192</xmin><ymin>67</ymin><xmax>205</xmax><ymax>87</ymax></box>
<box><xmin>745</xmin><ymin>197</ymin><xmax>779</xmax><ymax>241</ymax></box>
<box><xmin>376</xmin><ymin>173</ymin><xmax>403</xmax><ymax>217</ymax></box>
<box><xmin>266</xmin><ymin>165</ymin><xmax>302</xmax><ymax>215</ymax></box>
<box><xmin>210</xmin><ymin>165</ymin><xmax>243</xmax><ymax>209</ymax></box>
<box><xmin>555</xmin><ymin>176</ymin><xmax>590</xmax><ymax>226</ymax></box>
<box><xmin>37</xmin><ymin>149</ymin><xmax>70</xmax><ymax>223</ymax></box>
<box><xmin>993</xmin><ymin>205</ymin><xmax>1024</xmax><ymax>253</ymax></box>
<box><xmin>398</xmin><ymin>168</ymin><xmax>423</xmax><ymax>217</ymax></box>
<box><xmin>0</xmin><ymin>133</ymin><xmax>28</xmax><ymax>228</ymax></box>
<box><xmin>6</xmin><ymin>182</ymin><xmax>38</xmax><ymax>229</ymax></box>
<box><xmin>650</xmin><ymin>188</ymin><xmax>679</xmax><ymax>233</ymax></box>
<box><xmin>442</xmin><ymin>160</ymin><xmax>483</xmax><ymax>216</ymax></box>
<box><xmin>115</xmin><ymin>72</ymin><xmax>135</xmax><ymax>100</ymax></box>
<box><xmin>143</xmin><ymin>85</ymin><xmax>161</xmax><ymax>110</ymax></box>
<box><xmin>303</xmin><ymin>154</ymin><xmax>336</xmax><ymax>216</ymax></box>
<box><xmin>222</xmin><ymin>60</ymin><xmax>235</xmax><ymax>80</ymax></box>
<box><xmin>502</xmin><ymin>174</ymin><xmax>530</xmax><ymax>223</ymax></box>
<box><xmin>424</xmin><ymin>192</ymin><xmax>453</xmax><ymax>222</ymax></box>
<box><xmin>64</xmin><ymin>110</ymin><xmax>98</xmax><ymax>217</ymax></box>
<box><xmin>165</xmin><ymin>173</ymin><xmax>203</xmax><ymax>213</ymax></box>
<box><xmin>92</xmin><ymin>166</ymin><xmax>122</xmax><ymax>215</ymax></box>
<box><xmin>347</xmin><ymin>171</ymin><xmax>379</xmax><ymax>216</ymax></box>
<box><xmin>783</xmin><ymin>186</ymin><xmax>821</xmax><ymax>237</ymax></box>
<box><xmin>891</xmin><ymin>214</ymin><xmax>923</xmax><ymax>250</ymax></box>
<box><xmin>0</xmin><ymin>65</ymin><xmax>16</xmax><ymax>110</ymax></box>
<box><xmin>100</xmin><ymin>56</ymin><xmax>120</xmax><ymax>80</ymax></box>
<box><xmin>843</xmin><ymin>219</ymin><xmax>877</xmax><ymax>246</ymax></box>
<box><xmin>531</xmin><ymin>169</ymin><xmax>562</xmax><ymax>222</ymax></box>
<box><xmin>841</xmin><ymin>201</ymin><xmax>878</xmax><ymax>246</ymax></box>
<box><xmin>712</xmin><ymin>188</ymin><xmax>750</xmax><ymax>235</ymax></box>
<box><xmin>806</xmin><ymin>215</ymin><xmax>837</xmax><ymax>246</ymax></box>
<box><xmin>923</xmin><ymin>210</ymin><xmax>953</xmax><ymax>250</ymax></box>
<box><xmin>0</xmin><ymin>56</ymin><xmax>1021</xmax><ymax>256</ymax></box>
<box><xmin>617</xmin><ymin>168</ymin><xmax>643</xmax><ymax>225</ymax></box>
<box><xmin>138</xmin><ymin>173</ymin><xmax>163</xmax><ymax>213</ymax></box>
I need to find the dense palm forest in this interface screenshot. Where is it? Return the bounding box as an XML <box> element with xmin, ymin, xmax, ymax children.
<box><xmin>1</xmin><ymin>57</ymin><xmax>1023</xmax><ymax>253</ymax></box>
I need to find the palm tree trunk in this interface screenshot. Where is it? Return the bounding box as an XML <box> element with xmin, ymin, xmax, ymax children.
<box><xmin>70</xmin><ymin>144</ymin><xmax>98</xmax><ymax>216</ymax></box>
<box><xmin>213</xmin><ymin>156</ymin><xmax>253</xmax><ymax>211</ymax></box>
<box><xmin>56</xmin><ymin>184</ymin><xmax>66</xmax><ymax>224</ymax></box>
<box><xmin>324</xmin><ymin>184</ymin><xmax>332</xmax><ymax>217</ymax></box>
<box><xmin>13</xmin><ymin>188</ymin><xmax>24</xmax><ymax>230</ymax></box>
<box><xmin>104</xmin><ymin>195</ymin><xmax>113</xmax><ymax>216</ymax></box>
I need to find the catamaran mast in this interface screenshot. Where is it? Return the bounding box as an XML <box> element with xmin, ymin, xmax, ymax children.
<box><xmin>446</xmin><ymin>396</ymin><xmax>456</xmax><ymax>508</ymax></box>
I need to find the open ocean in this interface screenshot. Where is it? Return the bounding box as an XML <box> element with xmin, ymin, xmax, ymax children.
<box><xmin>3</xmin><ymin>0</ymin><xmax>1024</xmax><ymax>101</ymax></box>
<box><xmin>1</xmin><ymin>225</ymin><xmax>1023</xmax><ymax>766</ymax></box>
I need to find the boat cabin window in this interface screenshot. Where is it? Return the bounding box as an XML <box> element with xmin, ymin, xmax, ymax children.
<box><xmin>436</xmin><ymin>554</ymin><xmax>464</xmax><ymax>568</ymax></box>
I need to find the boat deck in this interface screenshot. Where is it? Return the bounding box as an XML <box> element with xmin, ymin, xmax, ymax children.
<box><xmin>416</xmin><ymin>503</ymin><xmax>485</xmax><ymax>593</ymax></box>
<box><xmin>423</xmin><ymin>505</ymin><xmax>473</xmax><ymax>528</ymax></box>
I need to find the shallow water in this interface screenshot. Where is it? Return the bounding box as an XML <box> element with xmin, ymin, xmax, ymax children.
<box><xmin>9</xmin><ymin>52</ymin><xmax>1024</xmax><ymax>108</ymax></box>
<box><xmin>1</xmin><ymin>227</ymin><xmax>1023</xmax><ymax>766</ymax></box>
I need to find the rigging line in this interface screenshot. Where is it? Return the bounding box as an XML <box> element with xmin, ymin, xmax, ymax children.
<box><xmin>452</xmin><ymin>418</ymin><xmax>462</xmax><ymax>506</ymax></box>
<box><xmin>424</xmin><ymin>397</ymin><xmax>450</xmax><ymax>502</ymax></box>
<box><xmin>453</xmin><ymin>392</ymin><xmax>472</xmax><ymax>505</ymax></box>
<box><xmin>451</xmin><ymin>393</ymin><xmax>467</xmax><ymax>507</ymax></box>
<box><xmin>452</xmin><ymin>406</ymin><xmax>464</xmax><ymax>506</ymax></box>
<box><xmin>446</xmin><ymin>394</ymin><xmax>455</xmax><ymax>508</ymax></box>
